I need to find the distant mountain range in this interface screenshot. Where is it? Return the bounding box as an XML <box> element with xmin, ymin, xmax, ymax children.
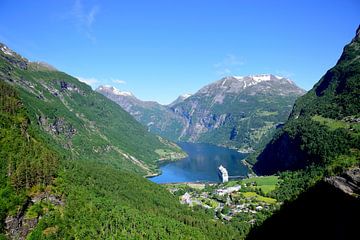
<box><xmin>97</xmin><ymin>74</ymin><xmax>305</xmax><ymax>152</ymax></box>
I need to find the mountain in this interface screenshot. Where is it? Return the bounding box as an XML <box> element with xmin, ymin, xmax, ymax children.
<box><xmin>168</xmin><ymin>93</ymin><xmax>192</xmax><ymax>107</ymax></box>
<box><xmin>253</xmin><ymin>25</ymin><xmax>360</xmax><ymax>175</ymax></box>
<box><xmin>247</xmin><ymin>26</ymin><xmax>360</xmax><ymax>239</ymax></box>
<box><xmin>98</xmin><ymin>74</ymin><xmax>305</xmax><ymax>152</ymax></box>
<box><xmin>96</xmin><ymin>85</ymin><xmax>186</xmax><ymax>140</ymax></box>
<box><xmin>1</xmin><ymin>44</ymin><xmax>244</xmax><ymax>239</ymax></box>
<box><xmin>0</xmin><ymin>42</ymin><xmax>185</xmax><ymax>177</ymax></box>
<box><xmin>171</xmin><ymin>74</ymin><xmax>305</xmax><ymax>151</ymax></box>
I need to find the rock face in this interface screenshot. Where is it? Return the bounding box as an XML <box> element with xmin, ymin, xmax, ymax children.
<box><xmin>246</xmin><ymin>168</ymin><xmax>360</xmax><ymax>240</ymax></box>
<box><xmin>0</xmin><ymin>43</ymin><xmax>28</xmax><ymax>69</ymax></box>
<box><xmin>325</xmin><ymin>168</ymin><xmax>360</xmax><ymax>197</ymax></box>
<box><xmin>97</xmin><ymin>74</ymin><xmax>305</xmax><ymax>151</ymax></box>
<box><xmin>5</xmin><ymin>193</ymin><xmax>64</xmax><ymax>240</ymax></box>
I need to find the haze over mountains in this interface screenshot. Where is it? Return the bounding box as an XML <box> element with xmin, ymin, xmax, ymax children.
<box><xmin>97</xmin><ymin>74</ymin><xmax>305</xmax><ymax>152</ymax></box>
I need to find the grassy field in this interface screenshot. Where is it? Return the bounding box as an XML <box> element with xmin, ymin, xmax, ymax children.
<box><xmin>240</xmin><ymin>192</ymin><xmax>277</xmax><ymax>204</ymax></box>
<box><xmin>242</xmin><ymin>176</ymin><xmax>279</xmax><ymax>194</ymax></box>
<box><xmin>312</xmin><ymin>115</ymin><xmax>350</xmax><ymax>130</ymax></box>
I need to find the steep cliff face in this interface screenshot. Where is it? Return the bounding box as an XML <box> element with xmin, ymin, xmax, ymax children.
<box><xmin>98</xmin><ymin>74</ymin><xmax>305</xmax><ymax>152</ymax></box>
<box><xmin>247</xmin><ymin>168</ymin><xmax>360</xmax><ymax>240</ymax></box>
<box><xmin>254</xmin><ymin>26</ymin><xmax>360</xmax><ymax>175</ymax></box>
<box><xmin>170</xmin><ymin>74</ymin><xmax>305</xmax><ymax>151</ymax></box>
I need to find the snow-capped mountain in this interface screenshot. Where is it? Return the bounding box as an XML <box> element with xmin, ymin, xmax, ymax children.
<box><xmin>97</xmin><ymin>74</ymin><xmax>305</xmax><ymax>151</ymax></box>
<box><xmin>198</xmin><ymin>74</ymin><xmax>304</xmax><ymax>97</ymax></box>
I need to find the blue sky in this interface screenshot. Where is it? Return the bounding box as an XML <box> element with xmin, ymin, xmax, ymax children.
<box><xmin>0</xmin><ymin>0</ymin><xmax>359</xmax><ymax>104</ymax></box>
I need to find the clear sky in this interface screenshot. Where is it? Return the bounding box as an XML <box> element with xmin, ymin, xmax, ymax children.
<box><xmin>0</xmin><ymin>0</ymin><xmax>359</xmax><ymax>104</ymax></box>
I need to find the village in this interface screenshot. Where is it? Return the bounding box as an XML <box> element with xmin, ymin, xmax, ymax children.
<box><xmin>165</xmin><ymin>175</ymin><xmax>280</xmax><ymax>222</ymax></box>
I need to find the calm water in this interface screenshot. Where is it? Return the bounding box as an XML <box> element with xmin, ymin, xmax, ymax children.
<box><xmin>149</xmin><ymin>142</ymin><xmax>248</xmax><ymax>184</ymax></box>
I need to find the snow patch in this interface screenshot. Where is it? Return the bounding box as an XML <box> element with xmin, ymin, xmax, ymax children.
<box><xmin>234</xmin><ymin>76</ymin><xmax>244</xmax><ymax>80</ymax></box>
<box><xmin>113</xmin><ymin>88</ymin><xmax>133</xmax><ymax>97</ymax></box>
<box><xmin>251</xmin><ymin>74</ymin><xmax>271</xmax><ymax>82</ymax></box>
<box><xmin>99</xmin><ymin>85</ymin><xmax>133</xmax><ymax>97</ymax></box>
<box><xmin>1</xmin><ymin>45</ymin><xmax>13</xmax><ymax>56</ymax></box>
<box><xmin>181</xmin><ymin>93</ymin><xmax>192</xmax><ymax>99</ymax></box>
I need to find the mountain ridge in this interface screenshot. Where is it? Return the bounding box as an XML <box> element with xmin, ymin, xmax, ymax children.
<box><xmin>97</xmin><ymin>74</ymin><xmax>305</xmax><ymax>152</ymax></box>
<box><xmin>0</xmin><ymin>42</ymin><xmax>185</xmax><ymax>176</ymax></box>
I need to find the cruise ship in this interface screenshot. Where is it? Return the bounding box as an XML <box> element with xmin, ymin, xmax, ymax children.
<box><xmin>218</xmin><ymin>165</ymin><xmax>229</xmax><ymax>183</ymax></box>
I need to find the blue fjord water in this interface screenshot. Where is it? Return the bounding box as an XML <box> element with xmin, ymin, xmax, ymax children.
<box><xmin>149</xmin><ymin>142</ymin><xmax>248</xmax><ymax>184</ymax></box>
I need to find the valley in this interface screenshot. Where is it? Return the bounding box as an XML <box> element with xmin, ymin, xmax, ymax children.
<box><xmin>97</xmin><ymin>74</ymin><xmax>305</xmax><ymax>153</ymax></box>
<box><xmin>0</xmin><ymin>2</ymin><xmax>359</xmax><ymax>239</ymax></box>
<box><xmin>165</xmin><ymin>175</ymin><xmax>280</xmax><ymax>236</ymax></box>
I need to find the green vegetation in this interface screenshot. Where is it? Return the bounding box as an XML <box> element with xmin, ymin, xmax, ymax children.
<box><xmin>196</xmin><ymin>94</ymin><xmax>298</xmax><ymax>152</ymax></box>
<box><xmin>0</xmin><ymin>50</ymin><xmax>184</xmax><ymax>175</ymax></box>
<box><xmin>0</xmin><ymin>48</ymin><xmax>240</xmax><ymax>239</ymax></box>
<box><xmin>27</xmin><ymin>160</ymin><xmax>240</xmax><ymax>239</ymax></box>
<box><xmin>0</xmin><ymin>81</ymin><xmax>59</xmax><ymax>238</ymax></box>
<box><xmin>166</xmin><ymin>180</ymin><xmax>280</xmax><ymax>239</ymax></box>
<box><xmin>252</xmin><ymin>28</ymin><xmax>360</xmax><ymax>207</ymax></box>
<box><xmin>239</xmin><ymin>192</ymin><xmax>276</xmax><ymax>204</ymax></box>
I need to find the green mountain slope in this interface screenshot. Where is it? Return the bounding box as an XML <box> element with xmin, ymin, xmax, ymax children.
<box><xmin>0</xmin><ymin>43</ymin><xmax>184</xmax><ymax>176</ymax></box>
<box><xmin>246</xmin><ymin>26</ymin><xmax>360</xmax><ymax>240</ymax></box>
<box><xmin>0</xmin><ymin>44</ymin><xmax>241</xmax><ymax>239</ymax></box>
<box><xmin>253</xmin><ymin>26</ymin><xmax>360</xmax><ymax>175</ymax></box>
<box><xmin>0</xmin><ymin>81</ymin><xmax>59</xmax><ymax>237</ymax></box>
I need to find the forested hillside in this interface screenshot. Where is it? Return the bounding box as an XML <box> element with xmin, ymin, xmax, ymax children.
<box><xmin>253</xmin><ymin>26</ymin><xmax>360</xmax><ymax>176</ymax></box>
<box><xmin>0</xmin><ymin>44</ymin><xmax>240</xmax><ymax>239</ymax></box>
<box><xmin>0</xmin><ymin>81</ymin><xmax>59</xmax><ymax>238</ymax></box>
<box><xmin>0</xmin><ymin>42</ymin><xmax>185</xmax><ymax>176</ymax></box>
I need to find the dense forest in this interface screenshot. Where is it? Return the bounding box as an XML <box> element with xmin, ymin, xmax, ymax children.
<box><xmin>0</xmin><ymin>81</ymin><xmax>59</xmax><ymax>237</ymax></box>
